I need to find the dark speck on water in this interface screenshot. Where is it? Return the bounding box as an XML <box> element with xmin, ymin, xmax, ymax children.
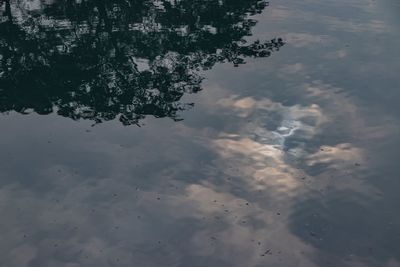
<box><xmin>310</xmin><ymin>232</ymin><xmax>317</xmax><ymax>237</ymax></box>
<box><xmin>261</xmin><ymin>249</ymin><xmax>271</xmax><ymax>257</ymax></box>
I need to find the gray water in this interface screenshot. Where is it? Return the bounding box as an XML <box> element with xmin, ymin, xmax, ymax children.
<box><xmin>1</xmin><ymin>0</ymin><xmax>400</xmax><ymax>266</ymax></box>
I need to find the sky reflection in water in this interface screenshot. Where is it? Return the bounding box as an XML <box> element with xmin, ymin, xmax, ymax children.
<box><xmin>1</xmin><ymin>0</ymin><xmax>400</xmax><ymax>266</ymax></box>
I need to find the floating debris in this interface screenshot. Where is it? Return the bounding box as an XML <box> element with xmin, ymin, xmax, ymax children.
<box><xmin>261</xmin><ymin>249</ymin><xmax>271</xmax><ymax>256</ymax></box>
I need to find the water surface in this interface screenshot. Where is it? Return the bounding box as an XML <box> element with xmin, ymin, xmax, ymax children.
<box><xmin>1</xmin><ymin>0</ymin><xmax>400</xmax><ymax>266</ymax></box>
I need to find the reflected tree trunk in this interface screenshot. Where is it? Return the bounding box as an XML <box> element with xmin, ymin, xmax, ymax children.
<box><xmin>4</xmin><ymin>0</ymin><xmax>12</xmax><ymax>21</ymax></box>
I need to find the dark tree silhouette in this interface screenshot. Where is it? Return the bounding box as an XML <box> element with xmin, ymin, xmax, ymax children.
<box><xmin>0</xmin><ymin>0</ymin><xmax>284</xmax><ymax>125</ymax></box>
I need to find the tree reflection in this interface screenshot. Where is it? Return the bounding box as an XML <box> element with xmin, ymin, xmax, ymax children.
<box><xmin>0</xmin><ymin>0</ymin><xmax>284</xmax><ymax>125</ymax></box>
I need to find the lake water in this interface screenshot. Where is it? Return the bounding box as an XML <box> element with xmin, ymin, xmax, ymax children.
<box><xmin>1</xmin><ymin>0</ymin><xmax>400</xmax><ymax>266</ymax></box>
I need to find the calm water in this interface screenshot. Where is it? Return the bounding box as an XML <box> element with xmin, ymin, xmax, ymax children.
<box><xmin>1</xmin><ymin>0</ymin><xmax>400</xmax><ymax>266</ymax></box>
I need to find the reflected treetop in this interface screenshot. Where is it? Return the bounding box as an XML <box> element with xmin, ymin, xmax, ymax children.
<box><xmin>0</xmin><ymin>0</ymin><xmax>284</xmax><ymax>125</ymax></box>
